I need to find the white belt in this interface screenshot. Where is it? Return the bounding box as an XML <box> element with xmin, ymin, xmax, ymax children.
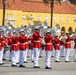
<box><xmin>66</xmin><ymin>42</ymin><xmax>70</xmax><ymax>44</ymax></box>
<box><xmin>34</xmin><ymin>41</ymin><xmax>40</xmax><ymax>42</ymax></box>
<box><xmin>46</xmin><ymin>43</ymin><xmax>52</xmax><ymax>45</ymax></box>
<box><xmin>12</xmin><ymin>44</ymin><xmax>18</xmax><ymax>46</ymax></box>
<box><xmin>55</xmin><ymin>44</ymin><xmax>59</xmax><ymax>45</ymax></box>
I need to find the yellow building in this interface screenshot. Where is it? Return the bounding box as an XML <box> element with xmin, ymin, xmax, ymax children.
<box><xmin>0</xmin><ymin>0</ymin><xmax>76</xmax><ymax>33</ymax></box>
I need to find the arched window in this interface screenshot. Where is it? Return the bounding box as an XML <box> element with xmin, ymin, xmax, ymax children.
<box><xmin>60</xmin><ymin>17</ymin><xmax>62</xmax><ymax>22</ymax></box>
<box><xmin>22</xmin><ymin>15</ymin><xmax>26</xmax><ymax>20</ymax></box>
<box><xmin>66</xmin><ymin>17</ymin><xmax>70</xmax><ymax>22</ymax></box>
<box><xmin>45</xmin><ymin>16</ymin><xmax>48</xmax><ymax>21</ymax></box>
<box><xmin>53</xmin><ymin>16</ymin><xmax>56</xmax><ymax>22</ymax></box>
<box><xmin>74</xmin><ymin>17</ymin><xmax>76</xmax><ymax>22</ymax></box>
<box><xmin>30</xmin><ymin>15</ymin><xmax>34</xmax><ymax>20</ymax></box>
<box><xmin>38</xmin><ymin>16</ymin><xmax>41</xmax><ymax>21</ymax></box>
<box><xmin>61</xmin><ymin>27</ymin><xmax>66</xmax><ymax>32</ymax></box>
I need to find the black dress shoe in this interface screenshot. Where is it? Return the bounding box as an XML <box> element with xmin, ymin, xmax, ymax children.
<box><xmin>55</xmin><ymin>61</ymin><xmax>60</xmax><ymax>62</ymax></box>
<box><xmin>33</xmin><ymin>66</ymin><xmax>40</xmax><ymax>68</ymax></box>
<box><xmin>11</xmin><ymin>65</ymin><xmax>17</xmax><ymax>67</ymax></box>
<box><xmin>60</xmin><ymin>56</ymin><xmax>65</xmax><ymax>57</ymax></box>
<box><xmin>65</xmin><ymin>61</ymin><xmax>70</xmax><ymax>62</ymax></box>
<box><xmin>51</xmin><ymin>56</ymin><xmax>54</xmax><ymax>57</ymax></box>
<box><xmin>27</xmin><ymin>56</ymin><xmax>29</xmax><ymax>58</ymax></box>
<box><xmin>45</xmin><ymin>67</ymin><xmax>52</xmax><ymax>69</ymax></box>
<box><xmin>9</xmin><ymin>60</ymin><xmax>11</xmax><ymax>61</ymax></box>
<box><xmin>19</xmin><ymin>65</ymin><xmax>25</xmax><ymax>67</ymax></box>
<box><xmin>3</xmin><ymin>59</ymin><xmax>7</xmax><ymax>61</ymax></box>
<box><xmin>39</xmin><ymin>56</ymin><xmax>43</xmax><ymax>58</ymax></box>
<box><xmin>24</xmin><ymin>61</ymin><xmax>28</xmax><ymax>63</ymax></box>
<box><xmin>74</xmin><ymin>61</ymin><xmax>76</xmax><ymax>62</ymax></box>
<box><xmin>32</xmin><ymin>61</ymin><xmax>34</xmax><ymax>62</ymax></box>
<box><xmin>0</xmin><ymin>63</ymin><xmax>4</xmax><ymax>65</ymax></box>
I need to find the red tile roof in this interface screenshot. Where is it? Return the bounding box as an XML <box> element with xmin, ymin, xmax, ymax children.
<box><xmin>0</xmin><ymin>0</ymin><xmax>76</xmax><ymax>14</ymax></box>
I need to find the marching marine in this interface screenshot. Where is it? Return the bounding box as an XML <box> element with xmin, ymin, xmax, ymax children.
<box><xmin>32</xmin><ymin>26</ymin><xmax>41</xmax><ymax>68</ymax></box>
<box><xmin>44</xmin><ymin>29</ymin><xmax>53</xmax><ymax>69</ymax></box>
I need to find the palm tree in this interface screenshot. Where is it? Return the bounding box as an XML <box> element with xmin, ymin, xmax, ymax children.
<box><xmin>43</xmin><ymin>0</ymin><xmax>61</xmax><ymax>27</ymax></box>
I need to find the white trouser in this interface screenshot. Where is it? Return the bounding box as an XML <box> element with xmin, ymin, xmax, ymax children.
<box><xmin>74</xmin><ymin>49</ymin><xmax>76</xmax><ymax>61</ymax></box>
<box><xmin>16</xmin><ymin>50</ymin><xmax>20</xmax><ymax>63</ymax></box>
<box><xmin>55</xmin><ymin>50</ymin><xmax>60</xmax><ymax>61</ymax></box>
<box><xmin>45</xmin><ymin>50</ymin><xmax>52</xmax><ymax>67</ymax></box>
<box><xmin>9</xmin><ymin>51</ymin><xmax>12</xmax><ymax>60</ymax></box>
<box><xmin>19</xmin><ymin>50</ymin><xmax>25</xmax><ymax>65</ymax></box>
<box><xmin>3</xmin><ymin>53</ymin><xmax>6</xmax><ymax>59</ymax></box>
<box><xmin>60</xmin><ymin>46</ymin><xmax>65</xmax><ymax>56</ymax></box>
<box><xmin>39</xmin><ymin>48</ymin><xmax>42</xmax><ymax>56</ymax></box>
<box><xmin>0</xmin><ymin>48</ymin><xmax>4</xmax><ymax>63</ymax></box>
<box><xmin>24</xmin><ymin>49</ymin><xmax>28</xmax><ymax>62</ymax></box>
<box><xmin>65</xmin><ymin>48</ymin><xmax>70</xmax><ymax>61</ymax></box>
<box><xmin>2</xmin><ymin>48</ymin><xmax>5</xmax><ymax>59</ymax></box>
<box><xmin>31</xmin><ymin>50</ymin><xmax>34</xmax><ymax>61</ymax></box>
<box><xmin>9</xmin><ymin>46</ymin><xmax>12</xmax><ymax>60</ymax></box>
<box><xmin>52</xmin><ymin>47</ymin><xmax>55</xmax><ymax>56</ymax></box>
<box><xmin>11</xmin><ymin>50</ymin><xmax>19</xmax><ymax>65</ymax></box>
<box><xmin>33</xmin><ymin>48</ymin><xmax>40</xmax><ymax>67</ymax></box>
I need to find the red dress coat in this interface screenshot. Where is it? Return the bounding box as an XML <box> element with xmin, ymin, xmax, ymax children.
<box><xmin>30</xmin><ymin>38</ymin><xmax>34</xmax><ymax>50</ymax></box>
<box><xmin>74</xmin><ymin>37</ymin><xmax>76</xmax><ymax>49</ymax></box>
<box><xmin>7</xmin><ymin>37</ymin><xmax>12</xmax><ymax>46</ymax></box>
<box><xmin>19</xmin><ymin>35</ymin><xmax>28</xmax><ymax>50</ymax></box>
<box><xmin>59</xmin><ymin>35</ymin><xmax>65</xmax><ymax>46</ymax></box>
<box><xmin>11</xmin><ymin>36</ymin><xmax>19</xmax><ymax>51</ymax></box>
<box><xmin>0</xmin><ymin>37</ymin><xmax>3</xmax><ymax>50</ymax></box>
<box><xmin>44</xmin><ymin>35</ymin><xmax>53</xmax><ymax>51</ymax></box>
<box><xmin>54</xmin><ymin>38</ymin><xmax>60</xmax><ymax>50</ymax></box>
<box><xmin>65</xmin><ymin>36</ymin><xmax>71</xmax><ymax>48</ymax></box>
<box><xmin>2</xmin><ymin>37</ymin><xmax>8</xmax><ymax>47</ymax></box>
<box><xmin>33</xmin><ymin>31</ymin><xmax>41</xmax><ymax>48</ymax></box>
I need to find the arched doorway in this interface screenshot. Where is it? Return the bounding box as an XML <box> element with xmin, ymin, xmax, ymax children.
<box><xmin>68</xmin><ymin>27</ymin><xmax>73</xmax><ymax>34</ymax></box>
<box><xmin>75</xmin><ymin>28</ymin><xmax>76</xmax><ymax>33</ymax></box>
<box><xmin>61</xmin><ymin>27</ymin><xmax>65</xmax><ymax>32</ymax></box>
<box><xmin>68</xmin><ymin>27</ymin><xmax>73</xmax><ymax>33</ymax></box>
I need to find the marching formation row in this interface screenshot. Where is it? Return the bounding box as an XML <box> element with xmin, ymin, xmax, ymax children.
<box><xmin>0</xmin><ymin>26</ymin><xmax>76</xmax><ymax>69</ymax></box>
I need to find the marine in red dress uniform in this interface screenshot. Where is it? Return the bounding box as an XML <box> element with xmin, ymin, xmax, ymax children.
<box><xmin>24</xmin><ymin>35</ymin><xmax>29</xmax><ymax>63</ymax></box>
<box><xmin>73</xmin><ymin>34</ymin><xmax>76</xmax><ymax>62</ymax></box>
<box><xmin>44</xmin><ymin>30</ymin><xmax>53</xmax><ymax>69</ymax></box>
<box><xmin>7</xmin><ymin>32</ymin><xmax>12</xmax><ymax>61</ymax></box>
<box><xmin>59</xmin><ymin>31</ymin><xmax>65</xmax><ymax>57</ymax></box>
<box><xmin>11</xmin><ymin>31</ymin><xmax>19</xmax><ymax>66</ymax></box>
<box><xmin>65</xmin><ymin>32</ymin><xmax>71</xmax><ymax>62</ymax></box>
<box><xmin>19</xmin><ymin>29</ymin><xmax>29</xmax><ymax>67</ymax></box>
<box><xmin>0</xmin><ymin>31</ymin><xmax>4</xmax><ymax>65</ymax></box>
<box><xmin>2</xmin><ymin>36</ymin><xmax>8</xmax><ymax>60</ymax></box>
<box><xmin>30</xmin><ymin>37</ymin><xmax>34</xmax><ymax>62</ymax></box>
<box><xmin>33</xmin><ymin>27</ymin><xmax>41</xmax><ymax>68</ymax></box>
<box><xmin>54</xmin><ymin>34</ymin><xmax>60</xmax><ymax>62</ymax></box>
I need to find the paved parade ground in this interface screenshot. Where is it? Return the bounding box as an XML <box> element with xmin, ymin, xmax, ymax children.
<box><xmin>0</xmin><ymin>41</ymin><xmax>76</xmax><ymax>75</ymax></box>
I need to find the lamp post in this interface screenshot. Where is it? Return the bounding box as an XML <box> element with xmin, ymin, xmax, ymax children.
<box><xmin>43</xmin><ymin>0</ymin><xmax>61</xmax><ymax>28</ymax></box>
<box><xmin>50</xmin><ymin>0</ymin><xmax>54</xmax><ymax>28</ymax></box>
<box><xmin>2</xmin><ymin>0</ymin><xmax>7</xmax><ymax>26</ymax></box>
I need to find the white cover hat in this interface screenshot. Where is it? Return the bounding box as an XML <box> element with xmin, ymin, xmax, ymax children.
<box><xmin>20</xmin><ymin>29</ymin><xmax>24</xmax><ymax>32</ymax></box>
<box><xmin>34</xmin><ymin>26</ymin><xmax>39</xmax><ymax>30</ymax></box>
